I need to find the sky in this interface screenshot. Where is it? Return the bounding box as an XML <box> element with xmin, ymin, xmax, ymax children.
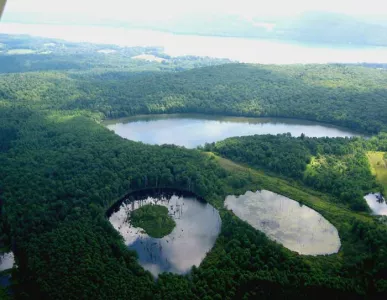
<box><xmin>2</xmin><ymin>0</ymin><xmax>387</xmax><ymax>23</ymax></box>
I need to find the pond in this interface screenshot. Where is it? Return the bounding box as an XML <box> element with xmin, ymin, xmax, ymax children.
<box><xmin>108</xmin><ymin>189</ymin><xmax>221</xmax><ymax>277</ymax></box>
<box><xmin>105</xmin><ymin>114</ymin><xmax>361</xmax><ymax>148</ymax></box>
<box><xmin>0</xmin><ymin>252</ymin><xmax>14</xmax><ymax>272</ymax></box>
<box><xmin>224</xmin><ymin>190</ymin><xmax>341</xmax><ymax>255</ymax></box>
<box><xmin>364</xmin><ymin>193</ymin><xmax>387</xmax><ymax>215</ymax></box>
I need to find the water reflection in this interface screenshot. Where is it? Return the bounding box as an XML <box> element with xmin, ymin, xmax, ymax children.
<box><xmin>0</xmin><ymin>252</ymin><xmax>14</xmax><ymax>272</ymax></box>
<box><xmin>364</xmin><ymin>193</ymin><xmax>387</xmax><ymax>215</ymax></box>
<box><xmin>225</xmin><ymin>190</ymin><xmax>341</xmax><ymax>255</ymax></box>
<box><xmin>108</xmin><ymin>190</ymin><xmax>221</xmax><ymax>277</ymax></box>
<box><xmin>106</xmin><ymin>114</ymin><xmax>361</xmax><ymax>148</ymax></box>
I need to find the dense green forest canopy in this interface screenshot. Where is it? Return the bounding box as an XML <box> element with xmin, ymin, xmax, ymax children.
<box><xmin>0</xmin><ymin>35</ymin><xmax>386</xmax><ymax>299</ymax></box>
<box><xmin>1</xmin><ymin>52</ymin><xmax>386</xmax><ymax>133</ymax></box>
<box><xmin>205</xmin><ymin>134</ymin><xmax>385</xmax><ymax>211</ymax></box>
<box><xmin>1</xmin><ymin>105</ymin><xmax>386</xmax><ymax>299</ymax></box>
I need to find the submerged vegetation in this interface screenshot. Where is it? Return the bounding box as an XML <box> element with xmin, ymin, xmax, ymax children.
<box><xmin>0</xmin><ymin>35</ymin><xmax>386</xmax><ymax>298</ymax></box>
<box><xmin>130</xmin><ymin>204</ymin><xmax>176</xmax><ymax>238</ymax></box>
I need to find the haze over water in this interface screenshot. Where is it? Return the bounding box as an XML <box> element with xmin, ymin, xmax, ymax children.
<box><xmin>1</xmin><ymin>23</ymin><xmax>387</xmax><ymax>64</ymax></box>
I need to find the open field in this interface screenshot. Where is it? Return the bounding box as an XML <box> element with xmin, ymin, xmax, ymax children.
<box><xmin>367</xmin><ymin>151</ymin><xmax>387</xmax><ymax>195</ymax></box>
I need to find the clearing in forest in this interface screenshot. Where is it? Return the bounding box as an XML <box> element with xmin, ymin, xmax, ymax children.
<box><xmin>367</xmin><ymin>151</ymin><xmax>387</xmax><ymax>195</ymax></box>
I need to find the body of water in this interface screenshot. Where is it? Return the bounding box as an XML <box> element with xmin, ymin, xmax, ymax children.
<box><xmin>108</xmin><ymin>189</ymin><xmax>221</xmax><ymax>277</ymax></box>
<box><xmin>225</xmin><ymin>190</ymin><xmax>341</xmax><ymax>255</ymax></box>
<box><xmin>1</xmin><ymin>23</ymin><xmax>387</xmax><ymax>64</ymax></box>
<box><xmin>364</xmin><ymin>193</ymin><xmax>387</xmax><ymax>215</ymax></box>
<box><xmin>0</xmin><ymin>252</ymin><xmax>14</xmax><ymax>272</ymax></box>
<box><xmin>106</xmin><ymin>114</ymin><xmax>361</xmax><ymax>148</ymax></box>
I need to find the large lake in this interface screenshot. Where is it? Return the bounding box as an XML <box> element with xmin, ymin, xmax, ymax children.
<box><xmin>2</xmin><ymin>24</ymin><xmax>387</xmax><ymax>64</ymax></box>
<box><xmin>106</xmin><ymin>114</ymin><xmax>361</xmax><ymax>148</ymax></box>
<box><xmin>108</xmin><ymin>189</ymin><xmax>221</xmax><ymax>277</ymax></box>
<box><xmin>225</xmin><ymin>190</ymin><xmax>341</xmax><ymax>255</ymax></box>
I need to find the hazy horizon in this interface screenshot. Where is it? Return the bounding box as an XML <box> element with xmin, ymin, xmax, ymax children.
<box><xmin>1</xmin><ymin>0</ymin><xmax>387</xmax><ymax>64</ymax></box>
<box><xmin>3</xmin><ymin>0</ymin><xmax>387</xmax><ymax>24</ymax></box>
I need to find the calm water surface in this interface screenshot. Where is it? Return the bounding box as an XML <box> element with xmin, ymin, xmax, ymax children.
<box><xmin>106</xmin><ymin>114</ymin><xmax>361</xmax><ymax>148</ymax></box>
<box><xmin>364</xmin><ymin>193</ymin><xmax>387</xmax><ymax>215</ymax></box>
<box><xmin>225</xmin><ymin>190</ymin><xmax>341</xmax><ymax>255</ymax></box>
<box><xmin>0</xmin><ymin>252</ymin><xmax>14</xmax><ymax>272</ymax></box>
<box><xmin>108</xmin><ymin>190</ymin><xmax>221</xmax><ymax>277</ymax></box>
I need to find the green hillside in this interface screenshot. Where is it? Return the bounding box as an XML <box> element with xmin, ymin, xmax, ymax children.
<box><xmin>1</xmin><ymin>63</ymin><xmax>387</xmax><ymax>133</ymax></box>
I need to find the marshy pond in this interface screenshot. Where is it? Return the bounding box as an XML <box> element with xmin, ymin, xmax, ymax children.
<box><xmin>108</xmin><ymin>189</ymin><xmax>221</xmax><ymax>277</ymax></box>
<box><xmin>105</xmin><ymin>114</ymin><xmax>361</xmax><ymax>148</ymax></box>
<box><xmin>225</xmin><ymin>190</ymin><xmax>341</xmax><ymax>255</ymax></box>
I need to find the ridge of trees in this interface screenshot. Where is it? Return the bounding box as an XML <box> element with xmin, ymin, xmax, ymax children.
<box><xmin>1</xmin><ymin>64</ymin><xmax>387</xmax><ymax>133</ymax></box>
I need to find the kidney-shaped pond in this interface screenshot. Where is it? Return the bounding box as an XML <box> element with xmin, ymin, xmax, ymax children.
<box><xmin>108</xmin><ymin>189</ymin><xmax>221</xmax><ymax>277</ymax></box>
<box><xmin>225</xmin><ymin>190</ymin><xmax>341</xmax><ymax>255</ymax></box>
<box><xmin>105</xmin><ymin>114</ymin><xmax>361</xmax><ymax>148</ymax></box>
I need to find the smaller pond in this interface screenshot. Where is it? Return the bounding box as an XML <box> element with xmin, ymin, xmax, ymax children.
<box><xmin>0</xmin><ymin>252</ymin><xmax>14</xmax><ymax>272</ymax></box>
<box><xmin>364</xmin><ymin>193</ymin><xmax>387</xmax><ymax>215</ymax></box>
<box><xmin>108</xmin><ymin>189</ymin><xmax>221</xmax><ymax>277</ymax></box>
<box><xmin>225</xmin><ymin>190</ymin><xmax>341</xmax><ymax>255</ymax></box>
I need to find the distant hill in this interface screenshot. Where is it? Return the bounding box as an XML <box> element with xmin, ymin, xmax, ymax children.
<box><xmin>4</xmin><ymin>11</ymin><xmax>387</xmax><ymax>47</ymax></box>
<box><xmin>149</xmin><ymin>11</ymin><xmax>387</xmax><ymax>47</ymax></box>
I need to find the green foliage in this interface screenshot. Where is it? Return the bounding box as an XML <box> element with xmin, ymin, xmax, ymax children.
<box><xmin>0</xmin><ymin>104</ymin><xmax>378</xmax><ymax>299</ymax></box>
<box><xmin>209</xmin><ymin>134</ymin><xmax>378</xmax><ymax>211</ymax></box>
<box><xmin>0</xmin><ymin>103</ymin><xmax>386</xmax><ymax>299</ymax></box>
<box><xmin>0</xmin><ymin>105</ymin><xmax>236</xmax><ymax>299</ymax></box>
<box><xmin>0</xmin><ymin>42</ymin><xmax>386</xmax><ymax>298</ymax></box>
<box><xmin>1</xmin><ymin>63</ymin><xmax>387</xmax><ymax>133</ymax></box>
<box><xmin>0</xmin><ymin>34</ymin><xmax>230</xmax><ymax>74</ymax></box>
<box><xmin>367</xmin><ymin>151</ymin><xmax>387</xmax><ymax>196</ymax></box>
<box><xmin>0</xmin><ymin>287</ymin><xmax>10</xmax><ymax>300</ymax></box>
<box><xmin>130</xmin><ymin>205</ymin><xmax>176</xmax><ymax>238</ymax></box>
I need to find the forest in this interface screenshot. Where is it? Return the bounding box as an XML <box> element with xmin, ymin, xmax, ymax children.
<box><xmin>0</xmin><ymin>34</ymin><xmax>386</xmax><ymax>299</ymax></box>
<box><xmin>130</xmin><ymin>204</ymin><xmax>176</xmax><ymax>238</ymax></box>
<box><xmin>205</xmin><ymin>134</ymin><xmax>384</xmax><ymax>211</ymax></box>
<box><xmin>1</xmin><ymin>63</ymin><xmax>387</xmax><ymax>133</ymax></box>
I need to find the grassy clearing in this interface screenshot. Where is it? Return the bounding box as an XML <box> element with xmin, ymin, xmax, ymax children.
<box><xmin>367</xmin><ymin>151</ymin><xmax>387</xmax><ymax>195</ymax></box>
